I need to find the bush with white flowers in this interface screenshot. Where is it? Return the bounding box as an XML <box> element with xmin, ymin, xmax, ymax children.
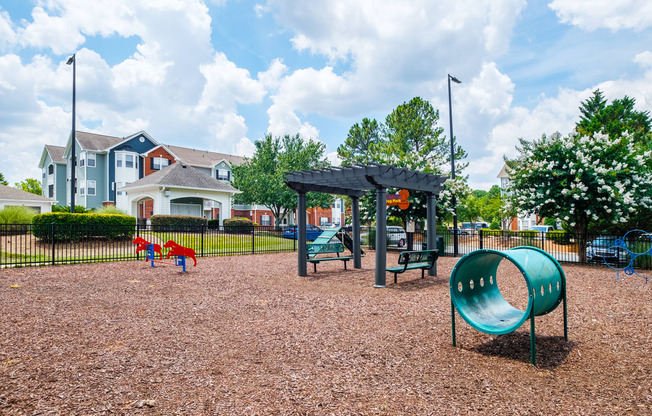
<box><xmin>506</xmin><ymin>130</ymin><xmax>652</xmax><ymax>261</ymax></box>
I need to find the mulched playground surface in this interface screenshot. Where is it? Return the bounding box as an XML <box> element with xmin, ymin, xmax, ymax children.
<box><xmin>1</xmin><ymin>252</ymin><xmax>650</xmax><ymax>415</ymax></box>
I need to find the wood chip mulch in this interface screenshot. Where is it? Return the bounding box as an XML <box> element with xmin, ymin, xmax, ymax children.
<box><xmin>1</xmin><ymin>252</ymin><xmax>650</xmax><ymax>415</ymax></box>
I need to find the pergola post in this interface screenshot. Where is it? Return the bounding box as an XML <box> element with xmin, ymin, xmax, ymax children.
<box><xmin>427</xmin><ymin>192</ymin><xmax>437</xmax><ymax>277</ymax></box>
<box><xmin>374</xmin><ymin>187</ymin><xmax>387</xmax><ymax>288</ymax></box>
<box><xmin>351</xmin><ymin>196</ymin><xmax>362</xmax><ymax>269</ymax></box>
<box><xmin>297</xmin><ymin>191</ymin><xmax>307</xmax><ymax>276</ymax></box>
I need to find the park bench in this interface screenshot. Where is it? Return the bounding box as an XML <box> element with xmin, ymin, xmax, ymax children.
<box><xmin>386</xmin><ymin>249</ymin><xmax>439</xmax><ymax>283</ymax></box>
<box><xmin>306</xmin><ymin>242</ymin><xmax>353</xmax><ymax>273</ymax></box>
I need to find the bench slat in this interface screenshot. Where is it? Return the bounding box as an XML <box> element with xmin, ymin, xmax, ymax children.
<box><xmin>388</xmin><ymin>249</ymin><xmax>439</xmax><ymax>284</ymax></box>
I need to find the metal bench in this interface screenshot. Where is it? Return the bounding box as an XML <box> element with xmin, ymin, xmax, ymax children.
<box><xmin>386</xmin><ymin>249</ymin><xmax>439</xmax><ymax>283</ymax></box>
<box><xmin>306</xmin><ymin>242</ymin><xmax>353</xmax><ymax>273</ymax></box>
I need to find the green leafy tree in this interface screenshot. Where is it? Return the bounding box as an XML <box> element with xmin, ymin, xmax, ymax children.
<box><xmin>233</xmin><ymin>134</ymin><xmax>332</xmax><ymax>227</ymax></box>
<box><xmin>338</xmin><ymin>97</ymin><xmax>468</xmax><ymax>227</ymax></box>
<box><xmin>577</xmin><ymin>89</ymin><xmax>652</xmax><ymax>146</ymax></box>
<box><xmin>15</xmin><ymin>178</ymin><xmax>42</xmax><ymax>196</ymax></box>
<box><xmin>337</xmin><ymin>118</ymin><xmax>383</xmax><ymax>165</ymax></box>
<box><xmin>506</xmin><ymin>131</ymin><xmax>652</xmax><ymax>262</ymax></box>
<box><xmin>0</xmin><ymin>172</ymin><xmax>8</xmax><ymax>186</ymax></box>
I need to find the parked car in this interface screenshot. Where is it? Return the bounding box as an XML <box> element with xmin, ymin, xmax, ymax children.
<box><xmin>530</xmin><ymin>225</ymin><xmax>554</xmax><ymax>234</ymax></box>
<box><xmin>586</xmin><ymin>237</ymin><xmax>628</xmax><ymax>264</ymax></box>
<box><xmin>387</xmin><ymin>226</ymin><xmax>407</xmax><ymax>248</ymax></box>
<box><xmin>282</xmin><ymin>224</ymin><xmax>323</xmax><ymax>241</ymax></box>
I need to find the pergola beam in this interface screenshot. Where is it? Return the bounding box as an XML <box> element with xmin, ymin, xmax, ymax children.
<box><xmin>285</xmin><ymin>164</ymin><xmax>446</xmax><ymax>287</ymax></box>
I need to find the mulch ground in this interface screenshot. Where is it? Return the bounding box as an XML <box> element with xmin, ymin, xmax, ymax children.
<box><xmin>1</xmin><ymin>252</ymin><xmax>650</xmax><ymax>415</ymax></box>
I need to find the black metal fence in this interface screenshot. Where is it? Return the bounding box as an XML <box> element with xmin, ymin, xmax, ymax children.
<box><xmin>0</xmin><ymin>223</ymin><xmax>298</xmax><ymax>267</ymax></box>
<box><xmin>428</xmin><ymin>229</ymin><xmax>652</xmax><ymax>270</ymax></box>
<box><xmin>1</xmin><ymin>223</ymin><xmax>650</xmax><ymax>271</ymax></box>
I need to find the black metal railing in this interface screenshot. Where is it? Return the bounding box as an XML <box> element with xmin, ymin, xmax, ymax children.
<box><xmin>1</xmin><ymin>223</ymin><xmax>650</xmax><ymax>271</ymax></box>
<box><xmin>0</xmin><ymin>223</ymin><xmax>297</xmax><ymax>267</ymax></box>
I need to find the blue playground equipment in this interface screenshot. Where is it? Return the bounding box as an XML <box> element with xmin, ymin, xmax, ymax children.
<box><xmin>146</xmin><ymin>243</ymin><xmax>187</xmax><ymax>272</ymax></box>
<box><xmin>602</xmin><ymin>229</ymin><xmax>651</xmax><ymax>283</ymax></box>
<box><xmin>449</xmin><ymin>246</ymin><xmax>568</xmax><ymax>366</ymax></box>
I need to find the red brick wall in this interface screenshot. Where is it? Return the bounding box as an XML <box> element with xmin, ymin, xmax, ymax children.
<box><xmin>144</xmin><ymin>148</ymin><xmax>175</xmax><ymax>176</ymax></box>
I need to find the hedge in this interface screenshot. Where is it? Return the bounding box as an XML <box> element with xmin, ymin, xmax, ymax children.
<box><xmin>207</xmin><ymin>219</ymin><xmax>220</xmax><ymax>230</ymax></box>
<box><xmin>546</xmin><ymin>230</ymin><xmax>570</xmax><ymax>244</ymax></box>
<box><xmin>150</xmin><ymin>215</ymin><xmax>207</xmax><ymax>232</ymax></box>
<box><xmin>480</xmin><ymin>229</ymin><xmax>539</xmax><ymax>238</ymax></box>
<box><xmin>223</xmin><ymin>217</ymin><xmax>257</xmax><ymax>234</ymax></box>
<box><xmin>32</xmin><ymin>213</ymin><xmax>136</xmax><ymax>241</ymax></box>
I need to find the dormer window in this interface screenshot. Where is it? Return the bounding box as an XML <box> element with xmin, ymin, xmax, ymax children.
<box><xmin>216</xmin><ymin>168</ymin><xmax>230</xmax><ymax>181</ymax></box>
<box><xmin>48</xmin><ymin>164</ymin><xmax>54</xmax><ymax>175</ymax></box>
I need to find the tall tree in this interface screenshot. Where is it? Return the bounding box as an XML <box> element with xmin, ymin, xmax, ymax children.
<box><xmin>576</xmin><ymin>89</ymin><xmax>652</xmax><ymax>146</ymax></box>
<box><xmin>506</xmin><ymin>131</ymin><xmax>652</xmax><ymax>261</ymax></box>
<box><xmin>337</xmin><ymin>97</ymin><xmax>468</xmax><ymax>226</ymax></box>
<box><xmin>337</xmin><ymin>118</ymin><xmax>383</xmax><ymax>165</ymax></box>
<box><xmin>232</xmin><ymin>134</ymin><xmax>332</xmax><ymax>226</ymax></box>
<box><xmin>15</xmin><ymin>178</ymin><xmax>42</xmax><ymax>195</ymax></box>
<box><xmin>0</xmin><ymin>172</ymin><xmax>8</xmax><ymax>186</ymax></box>
<box><xmin>382</xmin><ymin>97</ymin><xmax>468</xmax><ymax>225</ymax></box>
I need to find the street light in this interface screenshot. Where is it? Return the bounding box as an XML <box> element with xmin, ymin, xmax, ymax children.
<box><xmin>67</xmin><ymin>54</ymin><xmax>76</xmax><ymax>213</ymax></box>
<box><xmin>448</xmin><ymin>74</ymin><xmax>461</xmax><ymax>256</ymax></box>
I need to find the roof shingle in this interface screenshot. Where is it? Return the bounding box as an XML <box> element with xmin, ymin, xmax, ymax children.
<box><xmin>0</xmin><ymin>184</ymin><xmax>54</xmax><ymax>203</ymax></box>
<box><xmin>121</xmin><ymin>163</ymin><xmax>240</xmax><ymax>193</ymax></box>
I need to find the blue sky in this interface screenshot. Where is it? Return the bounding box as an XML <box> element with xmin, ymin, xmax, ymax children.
<box><xmin>1</xmin><ymin>0</ymin><xmax>652</xmax><ymax>191</ymax></box>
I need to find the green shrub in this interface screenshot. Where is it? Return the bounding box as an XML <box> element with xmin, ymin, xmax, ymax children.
<box><xmin>150</xmin><ymin>215</ymin><xmax>206</xmax><ymax>232</ymax></box>
<box><xmin>52</xmin><ymin>205</ymin><xmax>92</xmax><ymax>213</ymax></box>
<box><xmin>489</xmin><ymin>219</ymin><xmax>501</xmax><ymax>229</ymax></box>
<box><xmin>0</xmin><ymin>206</ymin><xmax>38</xmax><ymax>235</ymax></box>
<box><xmin>32</xmin><ymin>212</ymin><xmax>136</xmax><ymax>241</ymax></box>
<box><xmin>223</xmin><ymin>217</ymin><xmax>256</xmax><ymax>234</ymax></box>
<box><xmin>93</xmin><ymin>205</ymin><xmax>127</xmax><ymax>215</ymax></box>
<box><xmin>0</xmin><ymin>205</ymin><xmax>37</xmax><ymax>223</ymax></box>
<box><xmin>207</xmin><ymin>219</ymin><xmax>221</xmax><ymax>230</ymax></box>
<box><xmin>547</xmin><ymin>230</ymin><xmax>570</xmax><ymax>244</ymax></box>
<box><xmin>480</xmin><ymin>229</ymin><xmax>505</xmax><ymax>237</ymax></box>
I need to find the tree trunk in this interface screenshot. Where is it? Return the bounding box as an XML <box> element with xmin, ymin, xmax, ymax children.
<box><xmin>574</xmin><ymin>217</ymin><xmax>589</xmax><ymax>263</ymax></box>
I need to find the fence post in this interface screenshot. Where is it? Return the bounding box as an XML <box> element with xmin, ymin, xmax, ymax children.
<box><xmin>51</xmin><ymin>222</ymin><xmax>56</xmax><ymax>265</ymax></box>
<box><xmin>201</xmin><ymin>225</ymin><xmax>205</xmax><ymax>258</ymax></box>
<box><xmin>479</xmin><ymin>229</ymin><xmax>483</xmax><ymax>250</ymax></box>
<box><xmin>252</xmin><ymin>225</ymin><xmax>255</xmax><ymax>254</ymax></box>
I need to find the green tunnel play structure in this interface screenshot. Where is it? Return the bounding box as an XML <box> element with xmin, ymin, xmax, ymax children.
<box><xmin>449</xmin><ymin>247</ymin><xmax>568</xmax><ymax>365</ymax></box>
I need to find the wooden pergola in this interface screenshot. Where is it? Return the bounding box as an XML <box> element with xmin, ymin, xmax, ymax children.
<box><xmin>285</xmin><ymin>164</ymin><xmax>446</xmax><ymax>287</ymax></box>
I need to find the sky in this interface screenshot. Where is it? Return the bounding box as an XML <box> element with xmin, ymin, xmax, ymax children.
<box><xmin>1</xmin><ymin>0</ymin><xmax>652</xmax><ymax>191</ymax></box>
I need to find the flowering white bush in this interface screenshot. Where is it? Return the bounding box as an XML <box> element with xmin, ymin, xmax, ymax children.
<box><xmin>507</xmin><ymin>130</ymin><xmax>652</xmax><ymax>258</ymax></box>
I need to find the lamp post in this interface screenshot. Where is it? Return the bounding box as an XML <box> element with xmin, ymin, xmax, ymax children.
<box><xmin>448</xmin><ymin>74</ymin><xmax>461</xmax><ymax>256</ymax></box>
<box><xmin>67</xmin><ymin>54</ymin><xmax>76</xmax><ymax>213</ymax></box>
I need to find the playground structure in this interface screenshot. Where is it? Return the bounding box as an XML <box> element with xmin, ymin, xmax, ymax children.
<box><xmin>132</xmin><ymin>237</ymin><xmax>162</xmax><ymax>260</ymax></box>
<box><xmin>163</xmin><ymin>240</ymin><xmax>197</xmax><ymax>267</ymax></box>
<box><xmin>603</xmin><ymin>229</ymin><xmax>651</xmax><ymax>283</ymax></box>
<box><xmin>449</xmin><ymin>246</ymin><xmax>568</xmax><ymax>366</ymax></box>
<box><xmin>132</xmin><ymin>238</ymin><xmax>197</xmax><ymax>272</ymax></box>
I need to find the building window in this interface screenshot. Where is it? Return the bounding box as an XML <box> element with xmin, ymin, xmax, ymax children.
<box><xmin>79</xmin><ymin>153</ymin><xmax>85</xmax><ymax>167</ymax></box>
<box><xmin>48</xmin><ymin>184</ymin><xmax>54</xmax><ymax>198</ymax></box>
<box><xmin>116</xmin><ymin>154</ymin><xmax>122</xmax><ymax>168</ymax></box>
<box><xmin>216</xmin><ymin>169</ymin><xmax>230</xmax><ymax>181</ymax></box>
<box><xmin>87</xmin><ymin>180</ymin><xmax>96</xmax><ymax>196</ymax></box>
<box><xmin>115</xmin><ymin>182</ymin><xmax>123</xmax><ymax>195</ymax></box>
<box><xmin>87</xmin><ymin>153</ymin><xmax>96</xmax><ymax>167</ymax></box>
<box><xmin>152</xmin><ymin>157</ymin><xmax>169</xmax><ymax>170</ymax></box>
<box><xmin>48</xmin><ymin>164</ymin><xmax>54</xmax><ymax>175</ymax></box>
<box><xmin>125</xmin><ymin>154</ymin><xmax>134</xmax><ymax>168</ymax></box>
<box><xmin>260</xmin><ymin>215</ymin><xmax>271</xmax><ymax>226</ymax></box>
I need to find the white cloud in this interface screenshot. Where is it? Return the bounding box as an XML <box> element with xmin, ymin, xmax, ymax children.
<box><xmin>262</xmin><ymin>0</ymin><xmax>527</xmax><ymax>153</ymax></box>
<box><xmin>549</xmin><ymin>0</ymin><xmax>652</xmax><ymax>31</ymax></box>
<box><xmin>267</xmin><ymin>100</ymin><xmax>319</xmax><ymax>139</ymax></box>
<box><xmin>235</xmin><ymin>137</ymin><xmax>257</xmax><ymax>157</ymax></box>
<box><xmin>0</xmin><ymin>9</ymin><xmax>16</xmax><ymax>51</ymax></box>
